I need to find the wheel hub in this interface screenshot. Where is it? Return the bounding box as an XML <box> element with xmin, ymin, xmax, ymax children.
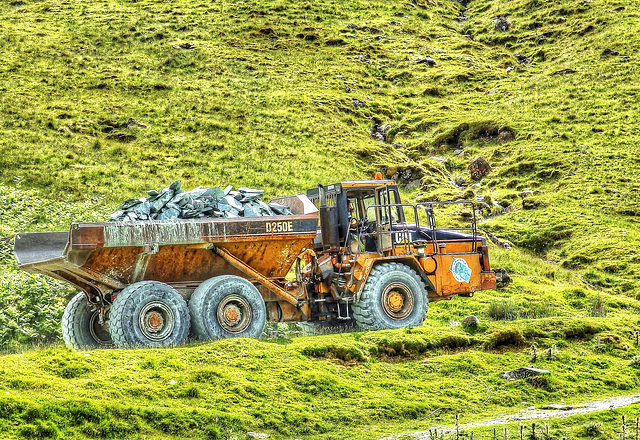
<box><xmin>139</xmin><ymin>301</ymin><xmax>175</xmax><ymax>341</ymax></box>
<box><xmin>387</xmin><ymin>290</ymin><xmax>405</xmax><ymax>312</ymax></box>
<box><xmin>217</xmin><ymin>295</ymin><xmax>252</xmax><ymax>333</ymax></box>
<box><xmin>147</xmin><ymin>311</ymin><xmax>164</xmax><ymax>329</ymax></box>
<box><xmin>89</xmin><ymin>311</ymin><xmax>112</xmax><ymax>346</ymax></box>
<box><xmin>224</xmin><ymin>305</ymin><xmax>241</xmax><ymax>324</ymax></box>
<box><xmin>381</xmin><ymin>282</ymin><xmax>414</xmax><ymax>320</ymax></box>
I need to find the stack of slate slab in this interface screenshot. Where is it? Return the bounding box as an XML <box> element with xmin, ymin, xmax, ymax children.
<box><xmin>109</xmin><ymin>180</ymin><xmax>293</xmax><ymax>221</ymax></box>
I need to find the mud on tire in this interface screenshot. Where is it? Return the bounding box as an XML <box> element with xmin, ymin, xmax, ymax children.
<box><xmin>189</xmin><ymin>275</ymin><xmax>266</xmax><ymax>341</ymax></box>
<box><xmin>109</xmin><ymin>281</ymin><xmax>190</xmax><ymax>348</ymax></box>
<box><xmin>351</xmin><ymin>262</ymin><xmax>428</xmax><ymax>331</ymax></box>
<box><xmin>62</xmin><ymin>292</ymin><xmax>113</xmax><ymax>350</ymax></box>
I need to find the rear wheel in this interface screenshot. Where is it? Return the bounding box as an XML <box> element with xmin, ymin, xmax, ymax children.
<box><xmin>189</xmin><ymin>275</ymin><xmax>266</xmax><ymax>341</ymax></box>
<box><xmin>352</xmin><ymin>262</ymin><xmax>428</xmax><ymax>331</ymax></box>
<box><xmin>62</xmin><ymin>292</ymin><xmax>113</xmax><ymax>350</ymax></box>
<box><xmin>110</xmin><ymin>281</ymin><xmax>190</xmax><ymax>348</ymax></box>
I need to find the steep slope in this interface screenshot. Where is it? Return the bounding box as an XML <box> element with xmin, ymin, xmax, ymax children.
<box><xmin>1</xmin><ymin>0</ymin><xmax>638</xmax><ymax>286</ymax></box>
<box><xmin>1</xmin><ymin>0</ymin><xmax>640</xmax><ymax>437</ymax></box>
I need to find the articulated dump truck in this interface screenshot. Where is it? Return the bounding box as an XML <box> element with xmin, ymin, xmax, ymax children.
<box><xmin>14</xmin><ymin>178</ymin><xmax>497</xmax><ymax>349</ymax></box>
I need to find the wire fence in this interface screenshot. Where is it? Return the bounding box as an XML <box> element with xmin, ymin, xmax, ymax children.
<box><xmin>400</xmin><ymin>415</ymin><xmax>640</xmax><ymax>440</ymax></box>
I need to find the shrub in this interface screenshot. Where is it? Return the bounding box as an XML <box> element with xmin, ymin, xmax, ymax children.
<box><xmin>588</xmin><ymin>294</ymin><xmax>608</xmax><ymax>317</ymax></box>
<box><xmin>484</xmin><ymin>328</ymin><xmax>526</xmax><ymax>349</ymax></box>
<box><xmin>526</xmin><ymin>375</ymin><xmax>554</xmax><ymax>391</ymax></box>
<box><xmin>579</xmin><ymin>421</ymin><xmax>604</xmax><ymax>437</ymax></box>
<box><xmin>0</xmin><ymin>272</ymin><xmax>73</xmax><ymax>351</ymax></box>
<box><xmin>437</xmin><ymin>334</ymin><xmax>471</xmax><ymax>350</ymax></box>
<box><xmin>486</xmin><ymin>299</ymin><xmax>519</xmax><ymax>321</ymax></box>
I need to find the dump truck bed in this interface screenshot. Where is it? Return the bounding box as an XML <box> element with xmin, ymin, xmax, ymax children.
<box><xmin>14</xmin><ymin>194</ymin><xmax>318</xmax><ymax>299</ymax></box>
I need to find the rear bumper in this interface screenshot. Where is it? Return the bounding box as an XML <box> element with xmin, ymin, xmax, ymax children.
<box><xmin>481</xmin><ymin>271</ymin><xmax>497</xmax><ymax>290</ymax></box>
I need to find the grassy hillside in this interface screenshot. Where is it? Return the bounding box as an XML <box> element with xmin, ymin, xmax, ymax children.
<box><xmin>2</xmin><ymin>0</ymin><xmax>640</xmax><ymax>438</ymax></box>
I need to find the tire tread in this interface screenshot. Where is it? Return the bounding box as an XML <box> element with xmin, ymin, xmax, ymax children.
<box><xmin>352</xmin><ymin>262</ymin><xmax>428</xmax><ymax>331</ymax></box>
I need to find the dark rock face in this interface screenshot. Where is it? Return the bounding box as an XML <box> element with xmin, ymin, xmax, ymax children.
<box><xmin>171</xmin><ymin>42</ymin><xmax>196</xmax><ymax>50</ymax></box>
<box><xmin>601</xmin><ymin>48</ymin><xmax>619</xmax><ymax>56</ymax></box>
<box><xmin>494</xmin><ymin>267</ymin><xmax>512</xmax><ymax>287</ymax></box>
<box><xmin>352</xmin><ymin>99</ymin><xmax>367</xmax><ymax>108</ymax></box>
<box><xmin>514</xmin><ymin>53</ymin><xmax>530</xmax><ymax>65</ymax></box>
<box><xmin>370</xmin><ymin>121</ymin><xmax>392</xmax><ymax>142</ymax></box>
<box><xmin>553</xmin><ymin>68</ymin><xmax>576</xmax><ymax>75</ymax></box>
<box><xmin>469</xmin><ymin>156</ymin><xmax>491</xmax><ymax>180</ymax></box>
<box><xmin>497</xmin><ymin>129</ymin><xmax>515</xmax><ymax>143</ymax></box>
<box><xmin>416</xmin><ymin>56</ymin><xmax>436</xmax><ymax>67</ymax></box>
<box><xmin>494</xmin><ymin>16</ymin><xmax>511</xmax><ymax>31</ymax></box>
<box><xmin>380</xmin><ymin>165</ymin><xmax>423</xmax><ymax>186</ymax></box>
<box><xmin>499</xmin><ymin>367</ymin><xmax>550</xmax><ymax>381</ymax></box>
<box><xmin>109</xmin><ymin>180</ymin><xmax>292</xmax><ymax>221</ymax></box>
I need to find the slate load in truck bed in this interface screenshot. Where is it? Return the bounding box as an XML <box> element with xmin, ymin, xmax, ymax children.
<box><xmin>109</xmin><ymin>180</ymin><xmax>293</xmax><ymax>221</ymax></box>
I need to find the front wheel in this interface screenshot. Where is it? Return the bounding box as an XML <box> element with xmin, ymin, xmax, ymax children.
<box><xmin>352</xmin><ymin>262</ymin><xmax>428</xmax><ymax>331</ymax></box>
<box><xmin>109</xmin><ymin>281</ymin><xmax>190</xmax><ymax>348</ymax></box>
<box><xmin>62</xmin><ymin>292</ymin><xmax>113</xmax><ymax>350</ymax></box>
<box><xmin>189</xmin><ymin>275</ymin><xmax>266</xmax><ymax>341</ymax></box>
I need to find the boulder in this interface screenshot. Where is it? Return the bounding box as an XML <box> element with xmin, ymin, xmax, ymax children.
<box><xmin>494</xmin><ymin>267</ymin><xmax>512</xmax><ymax>287</ymax></box>
<box><xmin>462</xmin><ymin>315</ymin><xmax>480</xmax><ymax>328</ymax></box>
<box><xmin>494</xmin><ymin>17</ymin><xmax>511</xmax><ymax>31</ymax></box>
<box><xmin>469</xmin><ymin>156</ymin><xmax>491</xmax><ymax>180</ymax></box>
<box><xmin>499</xmin><ymin>367</ymin><xmax>550</xmax><ymax>381</ymax></box>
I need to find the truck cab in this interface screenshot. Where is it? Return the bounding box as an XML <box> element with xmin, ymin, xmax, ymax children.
<box><xmin>304</xmin><ymin>178</ymin><xmax>496</xmax><ymax>330</ymax></box>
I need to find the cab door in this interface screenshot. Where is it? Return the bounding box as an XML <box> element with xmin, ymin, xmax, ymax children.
<box><xmin>373</xmin><ymin>186</ymin><xmax>400</xmax><ymax>253</ymax></box>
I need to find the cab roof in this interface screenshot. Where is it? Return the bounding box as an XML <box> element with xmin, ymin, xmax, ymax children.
<box><xmin>339</xmin><ymin>180</ymin><xmax>397</xmax><ymax>189</ymax></box>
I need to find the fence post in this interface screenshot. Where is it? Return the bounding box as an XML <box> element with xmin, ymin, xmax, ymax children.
<box><xmin>520</xmin><ymin>424</ymin><xmax>524</xmax><ymax>440</ymax></box>
<box><xmin>636</xmin><ymin>417</ymin><xmax>639</xmax><ymax>440</ymax></box>
<box><xmin>504</xmin><ymin>427</ymin><xmax>508</xmax><ymax>440</ymax></box>
<box><xmin>532</xmin><ymin>422</ymin><xmax>536</xmax><ymax>440</ymax></box>
<box><xmin>624</xmin><ymin>414</ymin><xmax>627</xmax><ymax>440</ymax></box>
<box><xmin>456</xmin><ymin>414</ymin><xmax>460</xmax><ymax>440</ymax></box>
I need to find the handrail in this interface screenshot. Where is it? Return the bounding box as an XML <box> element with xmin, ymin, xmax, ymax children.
<box><xmin>417</xmin><ymin>201</ymin><xmax>478</xmax><ymax>253</ymax></box>
<box><xmin>359</xmin><ymin>201</ymin><xmax>479</xmax><ymax>254</ymax></box>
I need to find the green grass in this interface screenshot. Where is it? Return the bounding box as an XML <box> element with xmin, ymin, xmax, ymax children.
<box><xmin>2</xmin><ymin>0</ymin><xmax>640</xmax><ymax>437</ymax></box>
<box><xmin>0</xmin><ymin>307</ymin><xmax>639</xmax><ymax>439</ymax></box>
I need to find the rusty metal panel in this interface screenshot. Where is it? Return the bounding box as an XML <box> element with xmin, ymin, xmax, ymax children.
<box><xmin>482</xmin><ymin>271</ymin><xmax>497</xmax><ymax>290</ymax></box>
<box><xmin>435</xmin><ymin>253</ymin><xmax>483</xmax><ymax>295</ymax></box>
<box><xmin>16</xmin><ymin>210</ymin><xmax>318</xmax><ymax>298</ymax></box>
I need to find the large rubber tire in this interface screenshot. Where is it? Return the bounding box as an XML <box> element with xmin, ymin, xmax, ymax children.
<box><xmin>189</xmin><ymin>275</ymin><xmax>266</xmax><ymax>341</ymax></box>
<box><xmin>352</xmin><ymin>262</ymin><xmax>428</xmax><ymax>331</ymax></box>
<box><xmin>109</xmin><ymin>281</ymin><xmax>190</xmax><ymax>348</ymax></box>
<box><xmin>62</xmin><ymin>292</ymin><xmax>113</xmax><ymax>350</ymax></box>
<box><xmin>298</xmin><ymin>320</ymin><xmax>359</xmax><ymax>336</ymax></box>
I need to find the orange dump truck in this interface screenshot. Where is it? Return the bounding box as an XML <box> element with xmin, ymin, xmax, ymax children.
<box><xmin>14</xmin><ymin>179</ymin><xmax>496</xmax><ymax>349</ymax></box>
